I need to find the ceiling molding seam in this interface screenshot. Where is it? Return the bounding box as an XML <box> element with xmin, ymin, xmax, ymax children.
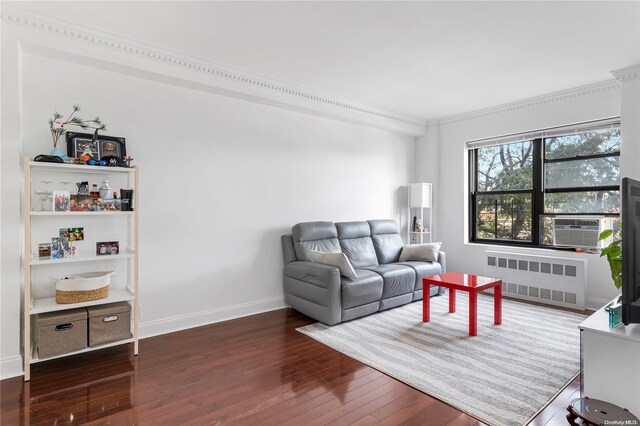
<box><xmin>436</xmin><ymin>80</ymin><xmax>620</xmax><ymax>127</ymax></box>
<box><xmin>0</xmin><ymin>8</ymin><xmax>426</xmax><ymax>129</ymax></box>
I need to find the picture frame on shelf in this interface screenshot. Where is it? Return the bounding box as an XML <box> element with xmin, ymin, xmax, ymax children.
<box><xmin>38</xmin><ymin>243</ymin><xmax>51</xmax><ymax>260</ymax></box>
<box><xmin>51</xmin><ymin>237</ymin><xmax>71</xmax><ymax>259</ymax></box>
<box><xmin>59</xmin><ymin>227</ymin><xmax>84</xmax><ymax>241</ymax></box>
<box><xmin>96</xmin><ymin>198</ymin><xmax>121</xmax><ymax>211</ymax></box>
<box><xmin>66</xmin><ymin>132</ymin><xmax>99</xmax><ymax>160</ymax></box>
<box><xmin>66</xmin><ymin>132</ymin><xmax>126</xmax><ymax>160</ymax></box>
<box><xmin>76</xmin><ymin>195</ymin><xmax>92</xmax><ymax>211</ymax></box>
<box><xmin>96</xmin><ymin>241</ymin><xmax>119</xmax><ymax>256</ymax></box>
<box><xmin>53</xmin><ymin>190</ymin><xmax>70</xmax><ymax>211</ymax></box>
<box><xmin>99</xmin><ymin>139</ymin><xmax>125</xmax><ymax>158</ymax></box>
<box><xmin>51</xmin><ymin>238</ymin><xmax>62</xmax><ymax>259</ymax></box>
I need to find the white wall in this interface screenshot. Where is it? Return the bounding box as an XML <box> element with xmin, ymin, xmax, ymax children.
<box><xmin>416</xmin><ymin>82</ymin><xmax>629</xmax><ymax>310</ymax></box>
<box><xmin>414</xmin><ymin>124</ymin><xmax>439</xmax><ymax>240</ymax></box>
<box><xmin>615</xmin><ymin>66</ymin><xmax>640</xmax><ymax>181</ymax></box>
<box><xmin>0</xmin><ymin>23</ymin><xmax>415</xmax><ymax>378</ymax></box>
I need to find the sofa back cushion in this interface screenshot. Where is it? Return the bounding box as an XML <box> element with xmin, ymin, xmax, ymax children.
<box><xmin>336</xmin><ymin>221</ymin><xmax>379</xmax><ymax>268</ymax></box>
<box><xmin>369</xmin><ymin>219</ymin><xmax>404</xmax><ymax>264</ymax></box>
<box><xmin>292</xmin><ymin>221</ymin><xmax>341</xmax><ymax>262</ymax></box>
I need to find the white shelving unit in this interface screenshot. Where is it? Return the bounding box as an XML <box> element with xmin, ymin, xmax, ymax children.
<box><xmin>22</xmin><ymin>158</ymin><xmax>139</xmax><ymax>381</ymax></box>
<box><xmin>407</xmin><ymin>183</ymin><xmax>433</xmax><ymax>244</ymax></box>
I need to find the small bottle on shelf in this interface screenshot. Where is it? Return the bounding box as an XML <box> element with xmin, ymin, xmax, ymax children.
<box><xmin>90</xmin><ymin>184</ymin><xmax>99</xmax><ymax>197</ymax></box>
<box><xmin>99</xmin><ymin>180</ymin><xmax>112</xmax><ymax>199</ymax></box>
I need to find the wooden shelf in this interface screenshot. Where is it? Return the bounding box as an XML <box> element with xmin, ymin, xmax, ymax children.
<box><xmin>29</xmin><ymin>161</ymin><xmax>134</xmax><ymax>174</ymax></box>
<box><xmin>30</xmin><ymin>289</ymin><xmax>135</xmax><ymax>315</ymax></box>
<box><xmin>30</xmin><ymin>253</ymin><xmax>134</xmax><ymax>266</ymax></box>
<box><xmin>31</xmin><ymin>338</ymin><xmax>134</xmax><ymax>364</ymax></box>
<box><xmin>23</xmin><ymin>158</ymin><xmax>139</xmax><ymax>381</ymax></box>
<box><xmin>30</xmin><ymin>211</ymin><xmax>133</xmax><ymax>216</ymax></box>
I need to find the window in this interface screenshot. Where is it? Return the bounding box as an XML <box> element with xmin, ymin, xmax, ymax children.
<box><xmin>469</xmin><ymin>123</ymin><xmax>620</xmax><ymax>247</ymax></box>
<box><xmin>473</xmin><ymin>141</ymin><xmax>534</xmax><ymax>241</ymax></box>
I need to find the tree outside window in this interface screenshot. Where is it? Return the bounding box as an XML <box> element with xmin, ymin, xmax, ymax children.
<box><xmin>470</xmin><ymin>126</ymin><xmax>620</xmax><ymax>246</ymax></box>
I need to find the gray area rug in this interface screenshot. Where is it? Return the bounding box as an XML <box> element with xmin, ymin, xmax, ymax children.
<box><xmin>297</xmin><ymin>294</ymin><xmax>586</xmax><ymax>426</ymax></box>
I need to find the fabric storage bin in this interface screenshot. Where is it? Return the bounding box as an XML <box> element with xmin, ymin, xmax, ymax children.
<box><xmin>37</xmin><ymin>308</ymin><xmax>88</xmax><ymax>358</ymax></box>
<box><xmin>86</xmin><ymin>302</ymin><xmax>132</xmax><ymax>347</ymax></box>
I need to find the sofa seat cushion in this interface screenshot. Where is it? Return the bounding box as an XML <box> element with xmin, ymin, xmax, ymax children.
<box><xmin>397</xmin><ymin>261</ymin><xmax>443</xmax><ymax>291</ymax></box>
<box><xmin>360</xmin><ymin>264</ymin><xmax>415</xmax><ymax>299</ymax></box>
<box><xmin>341</xmin><ymin>270</ymin><xmax>383</xmax><ymax>309</ymax></box>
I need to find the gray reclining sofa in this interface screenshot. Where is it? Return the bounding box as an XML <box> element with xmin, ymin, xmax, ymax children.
<box><xmin>281</xmin><ymin>219</ymin><xmax>446</xmax><ymax>325</ymax></box>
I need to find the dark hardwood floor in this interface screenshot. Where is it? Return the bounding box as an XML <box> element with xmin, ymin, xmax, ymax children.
<box><xmin>1</xmin><ymin>307</ymin><xmax>579</xmax><ymax>425</ymax></box>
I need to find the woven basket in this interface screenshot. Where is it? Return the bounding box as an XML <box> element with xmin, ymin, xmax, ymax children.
<box><xmin>55</xmin><ymin>271</ymin><xmax>114</xmax><ymax>304</ymax></box>
<box><xmin>56</xmin><ymin>285</ymin><xmax>109</xmax><ymax>304</ymax></box>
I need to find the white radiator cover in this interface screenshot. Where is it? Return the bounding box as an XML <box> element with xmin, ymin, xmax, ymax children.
<box><xmin>484</xmin><ymin>250</ymin><xmax>588</xmax><ymax>310</ymax></box>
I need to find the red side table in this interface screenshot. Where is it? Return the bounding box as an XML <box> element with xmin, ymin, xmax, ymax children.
<box><xmin>423</xmin><ymin>272</ymin><xmax>502</xmax><ymax>336</ymax></box>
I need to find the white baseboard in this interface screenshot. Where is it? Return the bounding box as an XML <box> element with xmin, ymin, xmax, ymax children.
<box><xmin>1</xmin><ymin>356</ymin><xmax>23</xmax><ymax>380</ymax></box>
<box><xmin>139</xmin><ymin>296</ymin><xmax>286</xmax><ymax>339</ymax></box>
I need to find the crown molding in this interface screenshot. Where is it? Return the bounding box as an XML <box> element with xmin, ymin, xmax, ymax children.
<box><xmin>0</xmin><ymin>6</ymin><xmax>427</xmax><ymax>134</ymax></box>
<box><xmin>435</xmin><ymin>80</ymin><xmax>620</xmax><ymax>127</ymax></box>
<box><xmin>611</xmin><ymin>64</ymin><xmax>640</xmax><ymax>83</ymax></box>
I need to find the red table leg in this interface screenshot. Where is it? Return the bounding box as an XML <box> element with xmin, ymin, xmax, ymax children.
<box><xmin>469</xmin><ymin>290</ymin><xmax>477</xmax><ymax>336</ymax></box>
<box><xmin>423</xmin><ymin>287</ymin><xmax>430</xmax><ymax>322</ymax></box>
<box><xmin>494</xmin><ymin>281</ymin><xmax>502</xmax><ymax>325</ymax></box>
<box><xmin>449</xmin><ymin>289</ymin><xmax>456</xmax><ymax>313</ymax></box>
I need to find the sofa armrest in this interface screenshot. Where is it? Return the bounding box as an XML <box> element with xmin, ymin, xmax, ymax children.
<box><xmin>284</xmin><ymin>261</ymin><xmax>341</xmax><ymax>288</ymax></box>
<box><xmin>437</xmin><ymin>251</ymin><xmax>447</xmax><ymax>273</ymax></box>
<box><xmin>283</xmin><ymin>261</ymin><xmax>342</xmax><ymax>325</ymax></box>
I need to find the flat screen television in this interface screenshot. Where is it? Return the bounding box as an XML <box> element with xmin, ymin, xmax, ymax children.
<box><xmin>622</xmin><ymin>177</ymin><xmax>640</xmax><ymax>325</ymax></box>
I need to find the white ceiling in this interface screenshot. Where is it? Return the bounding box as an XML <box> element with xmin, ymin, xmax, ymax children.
<box><xmin>9</xmin><ymin>1</ymin><xmax>640</xmax><ymax>120</ymax></box>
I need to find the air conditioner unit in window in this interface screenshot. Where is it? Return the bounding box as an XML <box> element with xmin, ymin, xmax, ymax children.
<box><xmin>552</xmin><ymin>216</ymin><xmax>614</xmax><ymax>249</ymax></box>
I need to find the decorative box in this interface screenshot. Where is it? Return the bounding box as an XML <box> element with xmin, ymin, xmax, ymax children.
<box><xmin>37</xmin><ymin>308</ymin><xmax>88</xmax><ymax>358</ymax></box>
<box><xmin>86</xmin><ymin>302</ymin><xmax>132</xmax><ymax>347</ymax></box>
